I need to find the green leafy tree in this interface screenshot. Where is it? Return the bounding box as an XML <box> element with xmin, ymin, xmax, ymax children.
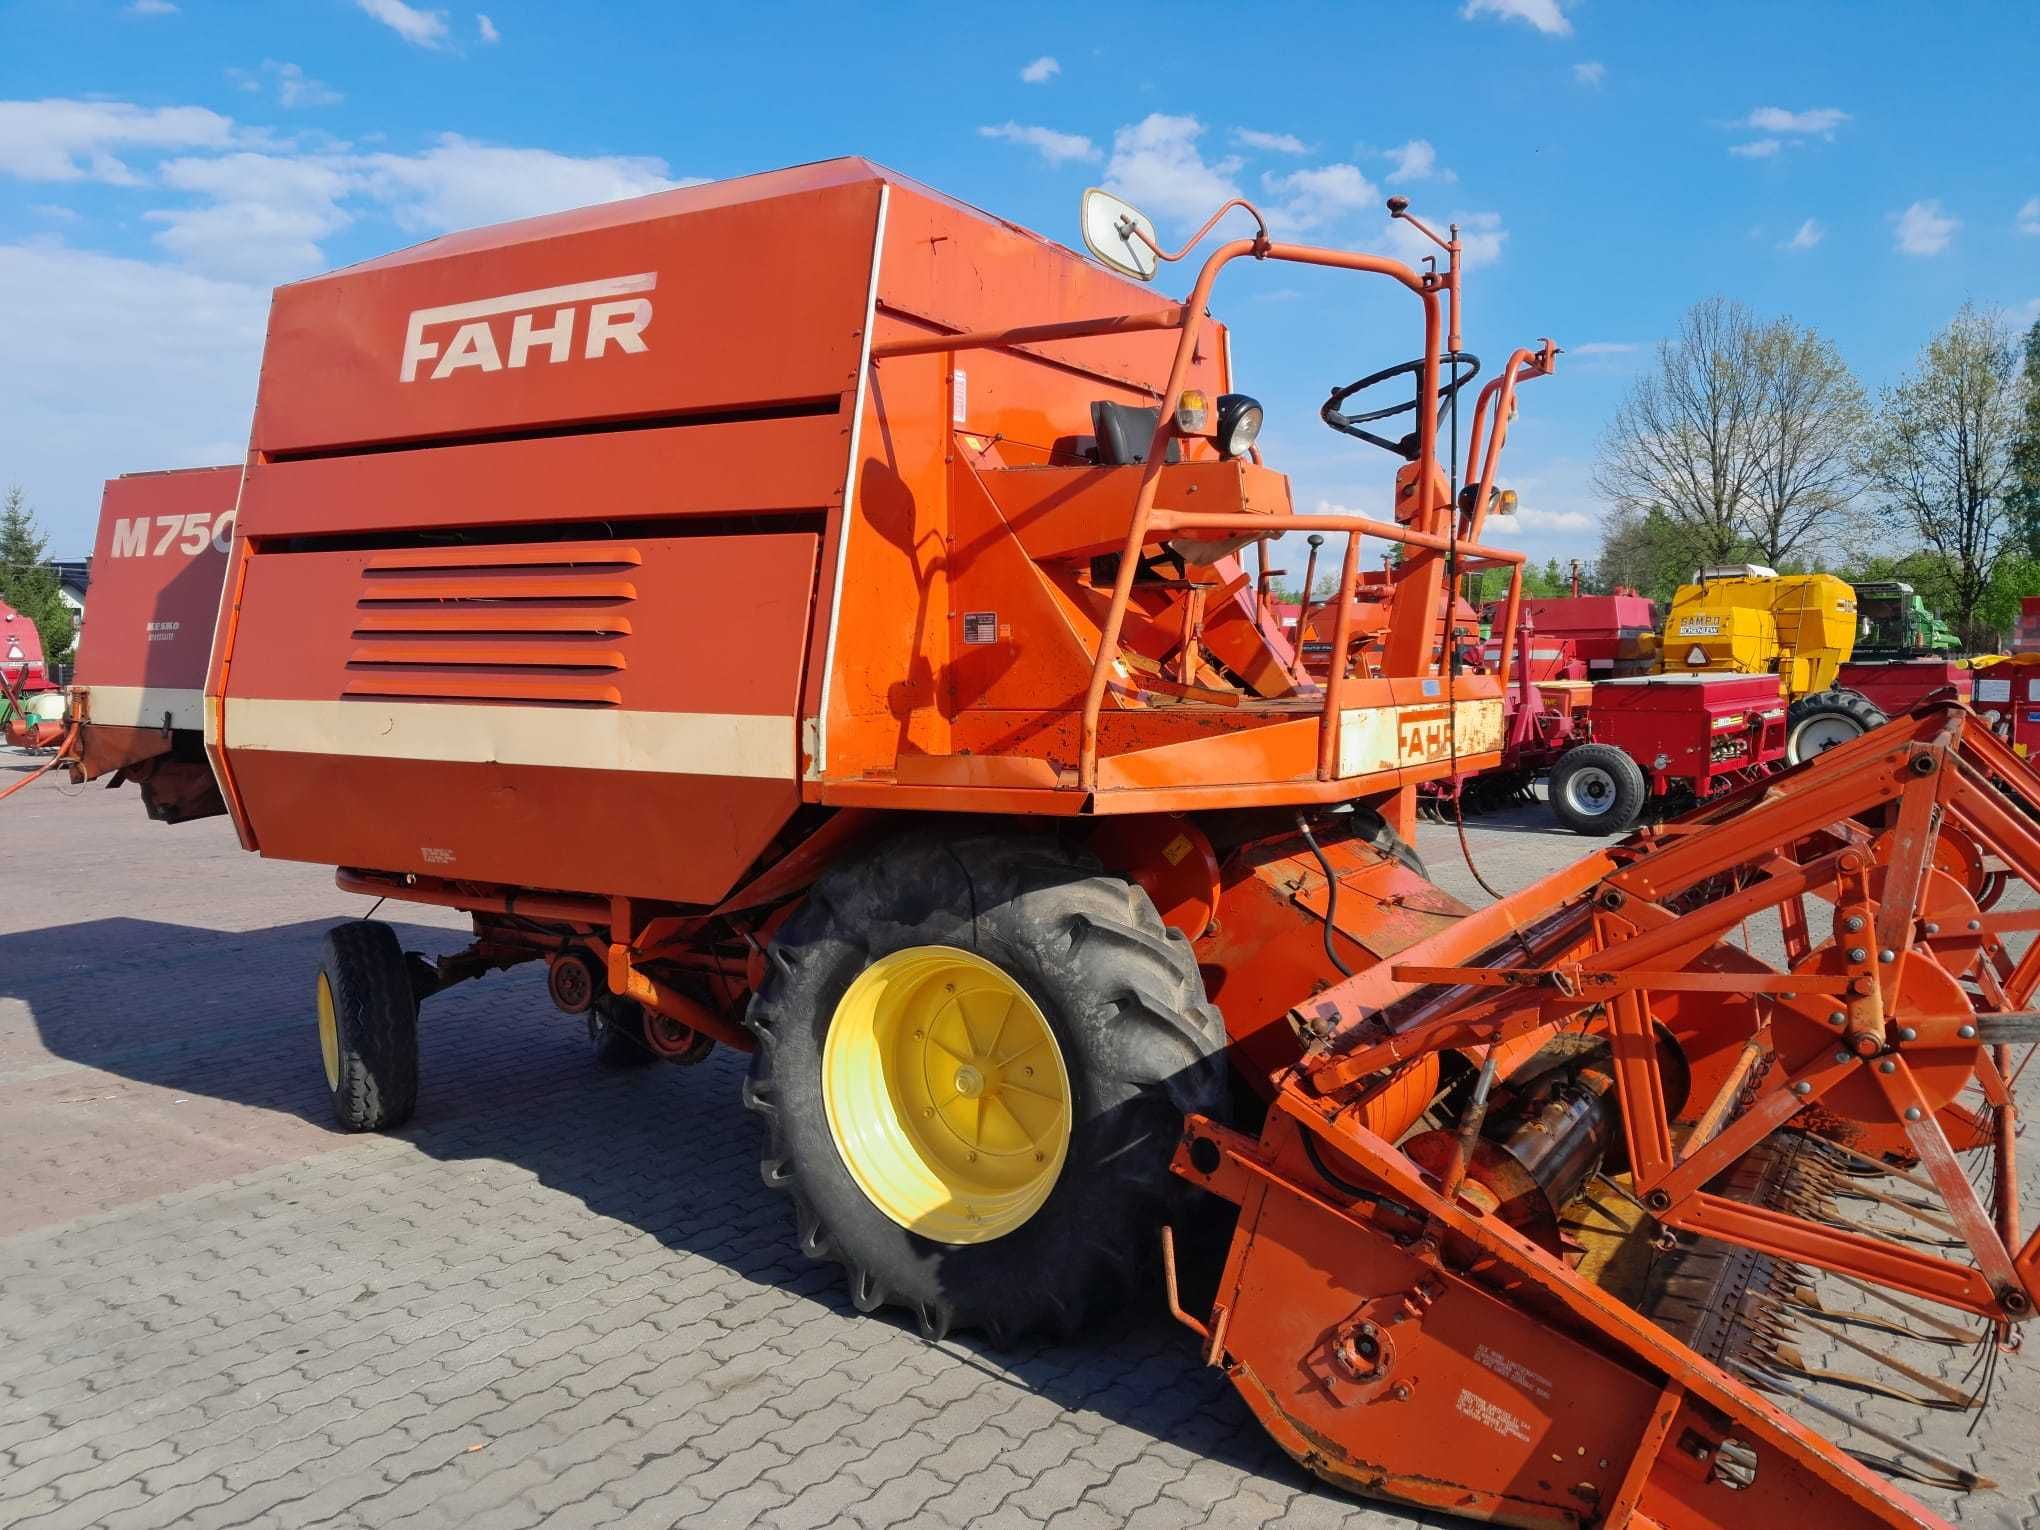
<box><xmin>1744</xmin><ymin>318</ymin><xmax>1871</xmax><ymax>564</ymax></box>
<box><xmin>1595</xmin><ymin>297</ymin><xmax>1768</xmax><ymax>565</ymax></box>
<box><xmin>0</xmin><ymin>486</ymin><xmax>75</xmax><ymax>669</ymax></box>
<box><xmin>2010</xmin><ymin>315</ymin><xmax>2040</xmax><ymax>559</ymax></box>
<box><xmin>1861</xmin><ymin>306</ymin><xmax>2029</xmax><ymax>647</ymax></box>
<box><xmin>1977</xmin><ymin>552</ymin><xmax>2040</xmax><ymax>643</ymax></box>
<box><xmin>1596</xmin><ymin>503</ymin><xmax>1721</xmax><ymax>604</ymax></box>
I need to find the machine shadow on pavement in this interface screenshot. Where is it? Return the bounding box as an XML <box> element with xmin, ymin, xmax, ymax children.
<box><xmin>0</xmin><ymin>912</ymin><xmax>1316</xmax><ymax>1499</ymax></box>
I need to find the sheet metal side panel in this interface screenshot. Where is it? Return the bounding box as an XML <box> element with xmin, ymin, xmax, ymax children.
<box><xmin>74</xmin><ymin>467</ymin><xmax>242</xmax><ymax>705</ymax></box>
<box><xmin>218</xmin><ymin>531</ymin><xmax>818</xmax><ymax>903</ymax></box>
<box><xmin>224</xmin><ymin>533</ymin><xmax>815</xmax><ymax>716</ymax></box>
<box><xmin>808</xmin><ymin>180</ymin><xmax>1233</xmax><ymax>788</ymax></box>
<box><xmin>235</xmin><ymin>414</ymin><xmax>846</xmax><ymax>540</ymax></box>
<box><xmin>252</xmin><ymin>180</ymin><xmax>884</xmax><ymax>455</ymax></box>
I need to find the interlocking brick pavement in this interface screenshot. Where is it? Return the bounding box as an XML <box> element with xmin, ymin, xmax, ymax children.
<box><xmin>1</xmin><ymin>754</ymin><xmax>2034</xmax><ymax>1528</ymax></box>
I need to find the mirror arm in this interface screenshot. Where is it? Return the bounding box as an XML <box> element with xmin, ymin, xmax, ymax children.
<box><xmin>1133</xmin><ymin>198</ymin><xmax>1271</xmax><ymax>264</ymax></box>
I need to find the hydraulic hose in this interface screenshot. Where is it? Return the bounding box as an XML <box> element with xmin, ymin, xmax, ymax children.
<box><xmin>1296</xmin><ymin>811</ymin><xmax>1354</xmax><ymax>977</ymax></box>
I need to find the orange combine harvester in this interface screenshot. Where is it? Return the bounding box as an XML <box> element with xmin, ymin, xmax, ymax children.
<box><xmin>71</xmin><ymin>159</ymin><xmax>2032</xmax><ymax>1526</ymax></box>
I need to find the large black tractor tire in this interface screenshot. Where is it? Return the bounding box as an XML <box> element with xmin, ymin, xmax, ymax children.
<box><xmin>742</xmin><ymin>829</ymin><xmax>1228</xmax><ymax>1344</ymax></box>
<box><xmin>315</xmin><ymin>921</ymin><xmax>419</xmax><ymax>1131</ymax></box>
<box><xmin>1785</xmin><ymin>689</ymin><xmax>1887</xmax><ymax>765</ymax></box>
<box><xmin>1549</xmin><ymin>743</ymin><xmax>1649</xmax><ymax>836</ymax></box>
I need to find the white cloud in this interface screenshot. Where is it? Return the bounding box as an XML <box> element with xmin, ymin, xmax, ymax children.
<box><xmin>1489</xmin><ymin>504</ymin><xmax>1593</xmax><ymax>533</ymax></box>
<box><xmin>1461</xmin><ymin>0</ymin><xmax>1570</xmax><ymax>35</ymax></box>
<box><xmin>1892</xmin><ymin>199</ymin><xmax>1957</xmax><ymax>256</ymax></box>
<box><xmin>0</xmin><ymin>99</ymin><xmax>236</xmax><ymax>183</ymax></box>
<box><xmin>0</xmin><ymin>100</ymin><xmax>712</xmax><ymax>556</ymax></box>
<box><xmin>125</xmin><ymin>0</ymin><xmax>178</xmax><ymax>13</ymax></box>
<box><xmin>4</xmin><ymin>95</ymin><xmax>688</xmax><ymax>283</ymax></box>
<box><xmin>1745</xmin><ymin>106</ymin><xmax>1848</xmax><ymax>137</ymax></box>
<box><xmin>1103</xmin><ymin>114</ymin><xmax>1241</xmax><ymax>225</ymax></box>
<box><xmin>1782</xmin><ymin>217</ymin><xmax>1823</xmax><ymax>251</ymax></box>
<box><xmin>1019</xmin><ymin>56</ymin><xmax>1059</xmax><ymax>84</ymax></box>
<box><xmin>1263</xmin><ymin>163</ymin><xmax>1379</xmax><ymax>233</ymax></box>
<box><xmin>1384</xmin><ymin>208</ymin><xmax>1507</xmax><ymax>270</ymax></box>
<box><xmin>361</xmin><ymin>135</ymin><xmax>681</xmax><ymax>233</ymax></box>
<box><xmin>977</xmin><ymin>122</ymin><xmax>1099</xmax><ymax>166</ymax></box>
<box><xmin>2018</xmin><ymin>197</ymin><xmax>2040</xmax><ymax>237</ymax></box>
<box><xmin>266</xmin><ymin>60</ymin><xmax>343</xmax><ymax>109</ymax></box>
<box><xmin>356</xmin><ymin>0</ymin><xmax>449</xmax><ymax>49</ymax></box>
<box><xmin>476</xmin><ymin>12</ymin><xmax>499</xmax><ymax>43</ymax></box>
<box><xmin>0</xmin><ymin>241</ymin><xmax>268</xmax><ymax>551</ymax></box>
<box><xmin>1234</xmin><ymin>128</ymin><xmax>1307</xmax><ymax>155</ymax></box>
<box><xmin>1570</xmin><ymin>341</ymin><xmax>1637</xmax><ymax>356</ymax></box>
<box><xmin>1381</xmin><ymin>138</ymin><xmax>1452</xmax><ymax>185</ymax></box>
<box><xmin>1572</xmin><ymin>60</ymin><xmax>1604</xmax><ymax>86</ymax></box>
<box><xmin>1728</xmin><ymin>139</ymin><xmax>1782</xmax><ymax>159</ymax></box>
<box><xmin>30</xmin><ymin>203</ymin><xmax>78</xmax><ymax>221</ymax></box>
<box><xmin>2011</xmin><ymin>297</ymin><xmax>2040</xmax><ymax>328</ymax></box>
<box><xmin>148</xmin><ymin>151</ymin><xmax>356</xmax><ymax>281</ymax></box>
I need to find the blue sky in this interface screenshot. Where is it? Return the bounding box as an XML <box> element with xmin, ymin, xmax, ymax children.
<box><xmin>4</xmin><ymin>0</ymin><xmax>2037</xmax><ymax>560</ymax></box>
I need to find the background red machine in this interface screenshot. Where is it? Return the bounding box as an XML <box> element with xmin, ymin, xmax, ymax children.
<box><xmin>0</xmin><ymin>598</ymin><xmax>62</xmax><ymax>748</ymax></box>
<box><xmin>65</xmin><ymin>465</ymin><xmax>240</xmax><ymax>820</ymax></box>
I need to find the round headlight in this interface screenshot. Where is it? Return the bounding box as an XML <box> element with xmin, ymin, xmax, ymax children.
<box><xmin>1215</xmin><ymin>393</ymin><xmax>1263</xmax><ymax>458</ymax></box>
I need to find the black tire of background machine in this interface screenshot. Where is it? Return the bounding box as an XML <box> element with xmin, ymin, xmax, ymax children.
<box><xmin>1785</xmin><ymin>689</ymin><xmax>1887</xmax><ymax>765</ymax></box>
<box><xmin>1550</xmin><ymin>742</ymin><xmax>1649</xmax><ymax>836</ymax></box>
<box><xmin>588</xmin><ymin>994</ymin><xmax>660</xmax><ymax>1068</ymax></box>
<box><xmin>742</xmin><ymin>828</ymin><xmax>1228</xmax><ymax>1345</ymax></box>
<box><xmin>317</xmin><ymin>920</ymin><xmax>420</xmax><ymax>1131</ymax></box>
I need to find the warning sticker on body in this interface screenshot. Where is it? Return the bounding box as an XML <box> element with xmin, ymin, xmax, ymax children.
<box><xmin>962</xmin><ymin>611</ymin><xmax>998</xmax><ymax>645</ymax></box>
<box><xmin>1978</xmin><ymin>677</ymin><xmax>2012</xmax><ymax>703</ymax></box>
<box><xmin>1473</xmin><ymin>1343</ymin><xmax>1553</xmax><ymax>1402</ymax></box>
<box><xmin>1454</xmin><ymin>1387</ymin><xmax>1533</xmax><ymax>1443</ymax></box>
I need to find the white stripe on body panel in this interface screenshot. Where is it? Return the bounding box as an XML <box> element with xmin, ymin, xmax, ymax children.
<box><xmin>223</xmin><ymin>698</ymin><xmax>796</xmax><ymax>778</ymax></box>
<box><xmin>82</xmin><ymin>684</ymin><xmax>205</xmax><ymax>732</ymax></box>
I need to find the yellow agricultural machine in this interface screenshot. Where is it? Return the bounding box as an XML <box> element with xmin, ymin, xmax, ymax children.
<box><xmin>1660</xmin><ymin>567</ymin><xmax>1887</xmax><ymax>761</ymax></box>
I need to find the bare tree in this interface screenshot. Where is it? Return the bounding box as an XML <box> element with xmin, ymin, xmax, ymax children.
<box><xmin>1862</xmin><ymin>305</ymin><xmax>2029</xmax><ymax>644</ymax></box>
<box><xmin>1744</xmin><ymin>320</ymin><xmax>1869</xmax><ymax>565</ymax></box>
<box><xmin>1594</xmin><ymin>297</ymin><xmax>1768</xmax><ymax>566</ymax></box>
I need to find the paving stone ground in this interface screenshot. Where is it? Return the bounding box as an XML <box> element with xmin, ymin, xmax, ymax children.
<box><xmin>1</xmin><ymin>753</ymin><xmax>2033</xmax><ymax>1528</ymax></box>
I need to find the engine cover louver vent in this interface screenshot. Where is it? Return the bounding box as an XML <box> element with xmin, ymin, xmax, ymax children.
<box><xmin>346</xmin><ymin>542</ymin><xmax>637</xmax><ymax>706</ymax></box>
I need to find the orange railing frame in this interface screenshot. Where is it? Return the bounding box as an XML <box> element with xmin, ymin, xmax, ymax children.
<box><xmin>869</xmin><ymin>228</ymin><xmax>1532</xmax><ymax>796</ymax></box>
<box><xmin>1460</xmin><ymin>342</ymin><xmax>1560</xmax><ymax>546</ymax></box>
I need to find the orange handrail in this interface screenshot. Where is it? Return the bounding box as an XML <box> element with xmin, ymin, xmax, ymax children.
<box><xmin>864</xmin><ymin>210</ymin><xmax>1538</xmax><ymax>800</ymax></box>
<box><xmin>1136</xmin><ymin>508</ymin><xmax>1525</xmax><ymax>780</ymax></box>
<box><xmin>1077</xmin><ymin>237</ymin><xmax>1459</xmax><ymax>791</ymax></box>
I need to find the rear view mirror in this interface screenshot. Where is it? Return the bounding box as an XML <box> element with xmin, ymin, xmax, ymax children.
<box><xmin>1080</xmin><ymin>189</ymin><xmax>1159</xmax><ymax>281</ymax></box>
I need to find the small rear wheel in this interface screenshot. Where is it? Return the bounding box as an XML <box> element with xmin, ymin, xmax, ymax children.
<box><xmin>1785</xmin><ymin>689</ymin><xmax>1886</xmax><ymax>764</ymax></box>
<box><xmin>315</xmin><ymin>921</ymin><xmax>419</xmax><ymax>1131</ymax></box>
<box><xmin>1550</xmin><ymin>743</ymin><xmax>1648</xmax><ymax>835</ymax></box>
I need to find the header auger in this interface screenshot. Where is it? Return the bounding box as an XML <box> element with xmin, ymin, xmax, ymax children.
<box><xmin>1173</xmin><ymin>700</ymin><xmax>2037</xmax><ymax>1525</ymax></box>
<box><xmin>53</xmin><ymin>156</ymin><xmax>2010</xmax><ymax>1527</ymax></box>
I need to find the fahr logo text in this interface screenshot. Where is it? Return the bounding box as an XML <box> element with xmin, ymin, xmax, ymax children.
<box><xmin>1401</xmin><ymin>720</ymin><xmax>1449</xmax><ymax>759</ymax></box>
<box><xmin>400</xmin><ymin>273</ymin><xmax>656</xmax><ymax>383</ymax></box>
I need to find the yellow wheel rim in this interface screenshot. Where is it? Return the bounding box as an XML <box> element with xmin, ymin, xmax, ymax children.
<box><xmin>822</xmin><ymin>945</ymin><xmax>1071</xmax><ymax>1245</ymax></box>
<box><xmin>316</xmin><ymin>972</ymin><xmax>340</xmax><ymax>1091</ymax></box>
